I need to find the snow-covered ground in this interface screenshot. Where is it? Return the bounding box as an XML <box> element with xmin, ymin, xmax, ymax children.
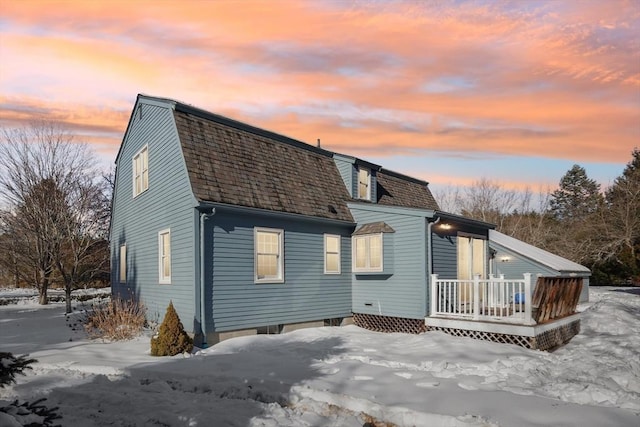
<box><xmin>1</xmin><ymin>287</ymin><xmax>638</xmax><ymax>426</ymax></box>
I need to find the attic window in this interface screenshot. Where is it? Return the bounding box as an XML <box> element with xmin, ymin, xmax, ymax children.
<box><xmin>133</xmin><ymin>145</ymin><xmax>149</xmax><ymax>197</ymax></box>
<box><xmin>358</xmin><ymin>167</ymin><xmax>371</xmax><ymax>200</ymax></box>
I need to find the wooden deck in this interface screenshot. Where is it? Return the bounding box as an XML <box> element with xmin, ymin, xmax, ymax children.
<box><xmin>427</xmin><ymin>276</ymin><xmax>583</xmax><ymax>350</ymax></box>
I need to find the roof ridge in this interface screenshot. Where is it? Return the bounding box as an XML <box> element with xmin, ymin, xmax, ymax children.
<box><xmin>172</xmin><ymin>99</ymin><xmax>334</xmax><ymax>158</ymax></box>
<box><xmin>379</xmin><ymin>167</ymin><xmax>429</xmax><ymax>186</ymax></box>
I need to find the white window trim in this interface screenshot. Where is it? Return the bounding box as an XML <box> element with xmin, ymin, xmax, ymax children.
<box><xmin>132</xmin><ymin>145</ymin><xmax>149</xmax><ymax>198</ymax></box>
<box><xmin>119</xmin><ymin>244</ymin><xmax>126</xmax><ymax>283</ymax></box>
<box><xmin>352</xmin><ymin>233</ymin><xmax>384</xmax><ymax>273</ymax></box>
<box><xmin>357</xmin><ymin>167</ymin><xmax>371</xmax><ymax>200</ymax></box>
<box><xmin>324</xmin><ymin>234</ymin><xmax>341</xmax><ymax>275</ymax></box>
<box><xmin>158</xmin><ymin>229</ymin><xmax>171</xmax><ymax>284</ymax></box>
<box><xmin>254</xmin><ymin>227</ymin><xmax>284</xmax><ymax>284</ymax></box>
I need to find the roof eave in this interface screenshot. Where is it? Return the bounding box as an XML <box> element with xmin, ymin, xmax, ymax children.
<box><xmin>196</xmin><ymin>200</ymin><xmax>356</xmax><ymax>226</ymax></box>
<box><xmin>434</xmin><ymin>210</ymin><xmax>496</xmax><ymax>229</ymax></box>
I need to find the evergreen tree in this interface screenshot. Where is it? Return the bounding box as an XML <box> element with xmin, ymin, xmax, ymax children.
<box><xmin>547</xmin><ymin>165</ymin><xmax>604</xmax><ymax>263</ymax></box>
<box><xmin>0</xmin><ymin>353</ymin><xmax>36</xmax><ymax>386</ymax></box>
<box><xmin>550</xmin><ymin>165</ymin><xmax>603</xmax><ymax>221</ymax></box>
<box><xmin>151</xmin><ymin>301</ymin><xmax>193</xmax><ymax>356</ymax></box>
<box><xmin>0</xmin><ymin>353</ymin><xmax>61</xmax><ymax>426</ymax></box>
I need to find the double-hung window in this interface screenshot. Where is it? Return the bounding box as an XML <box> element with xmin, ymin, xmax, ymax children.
<box><xmin>119</xmin><ymin>244</ymin><xmax>127</xmax><ymax>283</ymax></box>
<box><xmin>158</xmin><ymin>229</ymin><xmax>171</xmax><ymax>284</ymax></box>
<box><xmin>324</xmin><ymin>234</ymin><xmax>341</xmax><ymax>274</ymax></box>
<box><xmin>357</xmin><ymin>167</ymin><xmax>371</xmax><ymax>200</ymax></box>
<box><xmin>353</xmin><ymin>233</ymin><xmax>382</xmax><ymax>272</ymax></box>
<box><xmin>133</xmin><ymin>146</ymin><xmax>149</xmax><ymax>197</ymax></box>
<box><xmin>255</xmin><ymin>227</ymin><xmax>284</xmax><ymax>283</ymax></box>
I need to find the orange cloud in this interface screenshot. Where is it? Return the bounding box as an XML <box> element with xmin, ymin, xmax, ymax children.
<box><xmin>0</xmin><ymin>0</ymin><xmax>637</xmax><ymax>172</ymax></box>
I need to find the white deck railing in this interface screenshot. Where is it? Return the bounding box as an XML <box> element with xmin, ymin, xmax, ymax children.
<box><xmin>430</xmin><ymin>273</ymin><xmax>535</xmax><ymax>325</ymax></box>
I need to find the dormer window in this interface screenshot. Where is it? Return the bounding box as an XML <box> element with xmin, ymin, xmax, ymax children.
<box><xmin>358</xmin><ymin>167</ymin><xmax>371</xmax><ymax>200</ymax></box>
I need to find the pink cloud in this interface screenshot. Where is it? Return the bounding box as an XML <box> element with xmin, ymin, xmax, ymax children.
<box><xmin>0</xmin><ymin>0</ymin><xmax>637</xmax><ymax>170</ymax></box>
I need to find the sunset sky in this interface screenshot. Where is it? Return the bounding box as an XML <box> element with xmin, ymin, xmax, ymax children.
<box><xmin>1</xmin><ymin>0</ymin><xmax>638</xmax><ymax>194</ymax></box>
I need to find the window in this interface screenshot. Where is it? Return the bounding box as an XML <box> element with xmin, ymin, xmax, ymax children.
<box><xmin>457</xmin><ymin>236</ymin><xmax>486</xmax><ymax>280</ymax></box>
<box><xmin>119</xmin><ymin>244</ymin><xmax>126</xmax><ymax>283</ymax></box>
<box><xmin>133</xmin><ymin>146</ymin><xmax>148</xmax><ymax>197</ymax></box>
<box><xmin>357</xmin><ymin>167</ymin><xmax>371</xmax><ymax>200</ymax></box>
<box><xmin>324</xmin><ymin>234</ymin><xmax>341</xmax><ymax>274</ymax></box>
<box><xmin>255</xmin><ymin>228</ymin><xmax>284</xmax><ymax>283</ymax></box>
<box><xmin>352</xmin><ymin>233</ymin><xmax>382</xmax><ymax>272</ymax></box>
<box><xmin>158</xmin><ymin>229</ymin><xmax>171</xmax><ymax>284</ymax></box>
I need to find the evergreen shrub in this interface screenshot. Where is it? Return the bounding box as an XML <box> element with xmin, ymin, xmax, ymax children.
<box><xmin>150</xmin><ymin>301</ymin><xmax>193</xmax><ymax>356</ymax></box>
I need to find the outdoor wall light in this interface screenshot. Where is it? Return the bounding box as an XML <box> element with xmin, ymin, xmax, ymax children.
<box><xmin>439</xmin><ymin>223</ymin><xmax>452</xmax><ymax>230</ymax></box>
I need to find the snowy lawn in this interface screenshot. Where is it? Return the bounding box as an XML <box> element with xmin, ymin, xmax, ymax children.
<box><xmin>1</xmin><ymin>287</ymin><xmax>639</xmax><ymax>426</ymax></box>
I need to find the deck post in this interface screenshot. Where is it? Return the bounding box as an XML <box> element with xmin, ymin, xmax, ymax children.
<box><xmin>430</xmin><ymin>274</ymin><xmax>438</xmax><ymax>316</ymax></box>
<box><xmin>523</xmin><ymin>273</ymin><xmax>533</xmax><ymax>324</ymax></box>
<box><xmin>473</xmin><ymin>274</ymin><xmax>481</xmax><ymax>320</ymax></box>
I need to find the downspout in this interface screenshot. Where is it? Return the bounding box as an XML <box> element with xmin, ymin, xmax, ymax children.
<box><xmin>199</xmin><ymin>208</ymin><xmax>216</xmax><ymax>347</ymax></box>
<box><xmin>427</xmin><ymin>216</ymin><xmax>441</xmax><ymax>278</ymax></box>
<box><xmin>426</xmin><ymin>216</ymin><xmax>440</xmax><ymax>316</ymax></box>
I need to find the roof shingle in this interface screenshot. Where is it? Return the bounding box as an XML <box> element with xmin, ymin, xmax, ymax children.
<box><xmin>174</xmin><ymin>109</ymin><xmax>354</xmax><ymax>222</ymax></box>
<box><xmin>353</xmin><ymin>222</ymin><xmax>395</xmax><ymax>235</ymax></box>
<box><xmin>376</xmin><ymin>170</ymin><xmax>440</xmax><ymax>210</ymax></box>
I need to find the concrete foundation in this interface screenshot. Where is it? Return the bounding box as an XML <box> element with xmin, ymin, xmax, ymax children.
<box><xmin>199</xmin><ymin>316</ymin><xmax>351</xmax><ymax>347</ymax></box>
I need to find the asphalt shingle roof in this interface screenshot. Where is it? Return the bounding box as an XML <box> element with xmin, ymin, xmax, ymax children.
<box><xmin>376</xmin><ymin>170</ymin><xmax>440</xmax><ymax>210</ymax></box>
<box><xmin>150</xmin><ymin>95</ymin><xmax>440</xmax><ymax>221</ymax></box>
<box><xmin>353</xmin><ymin>222</ymin><xmax>395</xmax><ymax>235</ymax></box>
<box><xmin>174</xmin><ymin>108</ymin><xmax>355</xmax><ymax>222</ymax></box>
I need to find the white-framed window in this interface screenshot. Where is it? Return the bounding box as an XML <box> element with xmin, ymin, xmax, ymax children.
<box><xmin>158</xmin><ymin>229</ymin><xmax>171</xmax><ymax>284</ymax></box>
<box><xmin>119</xmin><ymin>244</ymin><xmax>126</xmax><ymax>283</ymax></box>
<box><xmin>324</xmin><ymin>234</ymin><xmax>341</xmax><ymax>274</ymax></box>
<box><xmin>352</xmin><ymin>233</ymin><xmax>383</xmax><ymax>272</ymax></box>
<box><xmin>457</xmin><ymin>236</ymin><xmax>486</xmax><ymax>280</ymax></box>
<box><xmin>357</xmin><ymin>167</ymin><xmax>371</xmax><ymax>200</ymax></box>
<box><xmin>254</xmin><ymin>227</ymin><xmax>284</xmax><ymax>283</ymax></box>
<box><xmin>133</xmin><ymin>145</ymin><xmax>149</xmax><ymax>197</ymax></box>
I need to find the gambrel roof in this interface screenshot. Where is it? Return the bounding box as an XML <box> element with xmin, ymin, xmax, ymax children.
<box><xmin>376</xmin><ymin>169</ymin><xmax>439</xmax><ymax>210</ymax></box>
<box><xmin>133</xmin><ymin>94</ymin><xmax>440</xmax><ymax>222</ymax></box>
<box><xmin>173</xmin><ymin>103</ymin><xmax>355</xmax><ymax>223</ymax></box>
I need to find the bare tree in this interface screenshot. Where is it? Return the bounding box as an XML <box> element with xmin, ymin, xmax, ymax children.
<box><xmin>54</xmin><ymin>172</ymin><xmax>110</xmax><ymax>313</ymax></box>
<box><xmin>0</xmin><ymin>121</ymin><xmax>108</xmax><ymax>308</ymax></box>
<box><xmin>434</xmin><ymin>179</ymin><xmax>559</xmax><ymax>254</ymax></box>
<box><xmin>590</xmin><ymin>149</ymin><xmax>640</xmax><ymax>280</ymax></box>
<box><xmin>432</xmin><ymin>185</ymin><xmax>462</xmax><ymax>214</ymax></box>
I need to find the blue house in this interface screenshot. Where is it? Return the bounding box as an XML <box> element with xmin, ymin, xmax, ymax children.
<box><xmin>111</xmin><ymin>95</ymin><xmax>579</xmax><ymax>350</ymax></box>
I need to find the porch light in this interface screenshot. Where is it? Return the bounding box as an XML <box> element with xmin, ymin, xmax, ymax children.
<box><xmin>439</xmin><ymin>223</ymin><xmax>452</xmax><ymax>230</ymax></box>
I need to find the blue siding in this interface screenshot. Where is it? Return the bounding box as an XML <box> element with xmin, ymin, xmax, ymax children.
<box><xmin>205</xmin><ymin>209</ymin><xmax>353</xmax><ymax>331</ymax></box>
<box><xmin>349</xmin><ymin>207</ymin><xmax>427</xmax><ymax>319</ymax></box>
<box><xmin>334</xmin><ymin>157</ymin><xmax>354</xmax><ymax>198</ymax></box>
<box><xmin>110</xmin><ymin>100</ymin><xmax>197</xmax><ymax>331</ymax></box>
<box><xmin>432</xmin><ymin>232</ymin><xmax>457</xmax><ymax>279</ymax></box>
<box><xmin>490</xmin><ymin>244</ymin><xmax>556</xmax><ymax>279</ymax></box>
<box><xmin>370</xmin><ymin>171</ymin><xmax>377</xmax><ymax>203</ymax></box>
